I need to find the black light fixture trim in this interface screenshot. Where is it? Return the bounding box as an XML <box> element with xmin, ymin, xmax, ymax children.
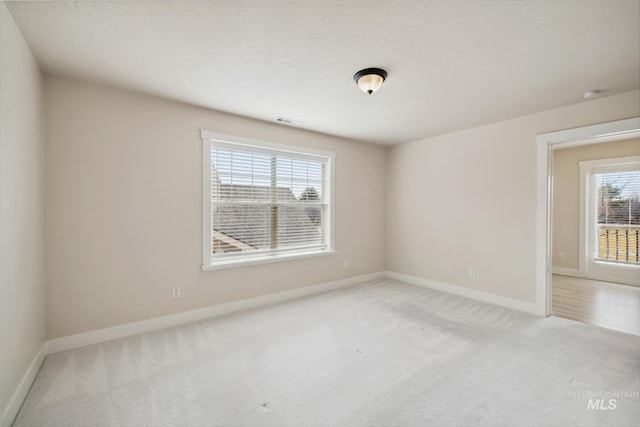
<box><xmin>353</xmin><ymin>68</ymin><xmax>388</xmax><ymax>94</ymax></box>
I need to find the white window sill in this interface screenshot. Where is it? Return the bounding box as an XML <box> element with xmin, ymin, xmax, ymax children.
<box><xmin>593</xmin><ymin>260</ymin><xmax>640</xmax><ymax>268</ymax></box>
<box><xmin>202</xmin><ymin>249</ymin><xmax>337</xmax><ymax>271</ymax></box>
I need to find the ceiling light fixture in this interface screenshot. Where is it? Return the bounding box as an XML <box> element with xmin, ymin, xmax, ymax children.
<box><xmin>583</xmin><ymin>90</ymin><xmax>601</xmax><ymax>99</ymax></box>
<box><xmin>354</xmin><ymin>68</ymin><xmax>387</xmax><ymax>94</ymax></box>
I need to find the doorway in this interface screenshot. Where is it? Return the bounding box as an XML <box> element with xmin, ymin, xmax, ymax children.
<box><xmin>536</xmin><ymin>117</ymin><xmax>640</xmax><ymax>321</ymax></box>
<box><xmin>550</xmin><ymin>141</ymin><xmax>639</xmax><ymax>334</ymax></box>
<box><xmin>553</xmin><ymin>144</ymin><xmax>640</xmax><ymax>285</ymax></box>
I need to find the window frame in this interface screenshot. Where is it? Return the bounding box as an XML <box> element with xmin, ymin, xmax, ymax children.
<box><xmin>578</xmin><ymin>155</ymin><xmax>640</xmax><ymax>282</ymax></box>
<box><xmin>201</xmin><ymin>129</ymin><xmax>336</xmax><ymax>271</ymax></box>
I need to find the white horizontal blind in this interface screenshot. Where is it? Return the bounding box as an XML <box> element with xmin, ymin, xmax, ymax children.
<box><xmin>207</xmin><ymin>138</ymin><xmax>330</xmax><ymax>262</ymax></box>
<box><xmin>594</xmin><ymin>169</ymin><xmax>640</xmax><ymax>264</ymax></box>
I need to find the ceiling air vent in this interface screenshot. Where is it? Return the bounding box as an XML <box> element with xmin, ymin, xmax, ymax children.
<box><xmin>275</xmin><ymin>116</ymin><xmax>297</xmax><ymax>125</ymax></box>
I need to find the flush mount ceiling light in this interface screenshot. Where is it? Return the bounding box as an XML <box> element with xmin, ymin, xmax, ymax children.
<box><xmin>583</xmin><ymin>90</ymin><xmax>601</xmax><ymax>99</ymax></box>
<box><xmin>353</xmin><ymin>68</ymin><xmax>387</xmax><ymax>94</ymax></box>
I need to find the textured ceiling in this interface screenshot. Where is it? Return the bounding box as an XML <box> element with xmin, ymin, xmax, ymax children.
<box><xmin>6</xmin><ymin>0</ymin><xmax>640</xmax><ymax>145</ymax></box>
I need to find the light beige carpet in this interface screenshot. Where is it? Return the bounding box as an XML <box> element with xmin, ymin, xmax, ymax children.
<box><xmin>14</xmin><ymin>278</ymin><xmax>640</xmax><ymax>426</ymax></box>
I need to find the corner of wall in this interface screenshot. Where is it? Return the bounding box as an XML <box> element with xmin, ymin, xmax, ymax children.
<box><xmin>0</xmin><ymin>2</ymin><xmax>47</xmax><ymax>425</ymax></box>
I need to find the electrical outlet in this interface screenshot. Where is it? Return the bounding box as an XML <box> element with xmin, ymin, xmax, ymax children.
<box><xmin>469</xmin><ymin>268</ymin><xmax>476</xmax><ymax>279</ymax></box>
<box><xmin>172</xmin><ymin>287</ymin><xmax>181</xmax><ymax>298</ymax></box>
<box><xmin>448</xmin><ymin>264</ymin><xmax>454</xmax><ymax>273</ymax></box>
<box><xmin>559</xmin><ymin>252</ymin><xmax>565</xmax><ymax>259</ymax></box>
<box><xmin>344</xmin><ymin>260</ymin><xmax>350</xmax><ymax>269</ymax></box>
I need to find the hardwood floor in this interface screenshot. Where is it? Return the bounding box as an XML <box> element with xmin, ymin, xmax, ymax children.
<box><xmin>552</xmin><ymin>274</ymin><xmax>640</xmax><ymax>336</ymax></box>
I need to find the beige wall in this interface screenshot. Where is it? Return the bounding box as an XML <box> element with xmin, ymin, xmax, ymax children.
<box><xmin>0</xmin><ymin>1</ymin><xmax>46</xmax><ymax>418</ymax></box>
<box><xmin>387</xmin><ymin>91</ymin><xmax>640</xmax><ymax>303</ymax></box>
<box><xmin>552</xmin><ymin>138</ymin><xmax>640</xmax><ymax>271</ymax></box>
<box><xmin>12</xmin><ymin>28</ymin><xmax>640</xmax><ymax>344</ymax></box>
<box><xmin>44</xmin><ymin>75</ymin><xmax>387</xmax><ymax>339</ymax></box>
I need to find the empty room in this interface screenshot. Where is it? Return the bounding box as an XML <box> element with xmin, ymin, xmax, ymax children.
<box><xmin>1</xmin><ymin>1</ymin><xmax>639</xmax><ymax>426</ymax></box>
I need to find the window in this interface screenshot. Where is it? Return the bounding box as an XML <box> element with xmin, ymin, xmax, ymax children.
<box><xmin>594</xmin><ymin>169</ymin><xmax>640</xmax><ymax>264</ymax></box>
<box><xmin>201</xmin><ymin>130</ymin><xmax>335</xmax><ymax>270</ymax></box>
<box><xmin>579</xmin><ymin>155</ymin><xmax>640</xmax><ymax>284</ymax></box>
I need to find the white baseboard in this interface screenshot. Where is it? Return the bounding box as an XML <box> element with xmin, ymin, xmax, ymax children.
<box><xmin>385</xmin><ymin>271</ymin><xmax>542</xmax><ymax>316</ymax></box>
<box><xmin>551</xmin><ymin>268</ymin><xmax>639</xmax><ymax>286</ymax></box>
<box><xmin>552</xmin><ymin>267</ymin><xmax>581</xmax><ymax>277</ymax></box>
<box><xmin>47</xmin><ymin>271</ymin><xmax>385</xmax><ymax>355</ymax></box>
<box><xmin>1</xmin><ymin>343</ymin><xmax>46</xmax><ymax>427</ymax></box>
